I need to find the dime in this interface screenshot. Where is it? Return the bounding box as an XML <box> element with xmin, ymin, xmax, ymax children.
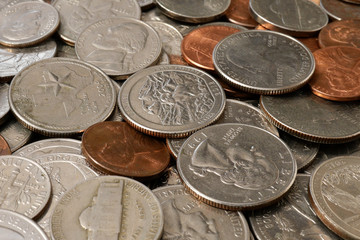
<box><xmin>177</xmin><ymin>123</ymin><xmax>296</xmax><ymax>210</ymax></box>
<box><xmin>225</xmin><ymin>0</ymin><xmax>259</xmax><ymax>28</ymax></box>
<box><xmin>260</xmin><ymin>88</ymin><xmax>360</xmax><ymax>143</ymax></box>
<box><xmin>249</xmin><ymin>0</ymin><xmax>328</xmax><ymax>37</ymax></box>
<box><xmin>118</xmin><ymin>65</ymin><xmax>226</xmax><ymax>138</ymax></box>
<box><xmin>309</xmin><ymin>46</ymin><xmax>360</xmax><ymax>101</ymax></box>
<box><xmin>0</xmin><ymin>2</ymin><xmax>59</xmax><ymax>47</ymax></box>
<box><xmin>0</xmin><ymin>83</ymin><xmax>10</xmax><ymax>125</ymax></box>
<box><xmin>320</xmin><ymin>0</ymin><xmax>360</xmax><ymax>20</ymax></box>
<box><xmin>0</xmin><ymin>39</ymin><xmax>56</xmax><ymax>80</ymax></box>
<box><xmin>155</xmin><ymin>0</ymin><xmax>231</xmax><ymax>23</ymax></box>
<box><xmin>0</xmin><ymin>209</ymin><xmax>48</xmax><ymax>240</ymax></box>
<box><xmin>9</xmin><ymin>57</ymin><xmax>116</xmax><ymax>136</ymax></box>
<box><xmin>0</xmin><ymin>135</ymin><xmax>11</xmax><ymax>155</ymax></box>
<box><xmin>0</xmin><ymin>155</ymin><xmax>51</xmax><ymax>219</ymax></box>
<box><xmin>81</xmin><ymin>121</ymin><xmax>170</xmax><ymax>178</ymax></box>
<box><xmin>153</xmin><ymin>185</ymin><xmax>251</xmax><ymax>240</ymax></box>
<box><xmin>213</xmin><ymin>30</ymin><xmax>315</xmax><ymax>95</ymax></box>
<box><xmin>309</xmin><ymin>156</ymin><xmax>360</xmax><ymax>240</ymax></box>
<box><xmin>250</xmin><ymin>174</ymin><xmax>341</xmax><ymax>240</ymax></box>
<box><xmin>76</xmin><ymin>18</ymin><xmax>162</xmax><ymax>80</ymax></box>
<box><xmin>318</xmin><ymin>19</ymin><xmax>360</xmax><ymax>49</ymax></box>
<box><xmin>0</xmin><ymin>117</ymin><xmax>32</xmax><ymax>152</ymax></box>
<box><xmin>50</xmin><ymin>176</ymin><xmax>163</xmax><ymax>240</ymax></box>
<box><xmin>53</xmin><ymin>0</ymin><xmax>141</xmax><ymax>46</ymax></box>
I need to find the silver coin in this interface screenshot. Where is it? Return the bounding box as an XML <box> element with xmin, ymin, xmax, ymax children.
<box><xmin>118</xmin><ymin>64</ymin><xmax>226</xmax><ymax>138</ymax></box>
<box><xmin>309</xmin><ymin>156</ymin><xmax>360</xmax><ymax>240</ymax></box>
<box><xmin>157</xmin><ymin>51</ymin><xmax>171</xmax><ymax>65</ymax></box>
<box><xmin>50</xmin><ymin>176</ymin><xmax>163</xmax><ymax>240</ymax></box>
<box><xmin>155</xmin><ymin>0</ymin><xmax>231</xmax><ymax>23</ymax></box>
<box><xmin>0</xmin><ymin>83</ymin><xmax>10</xmax><ymax>125</ymax></box>
<box><xmin>55</xmin><ymin>39</ymin><xmax>77</xmax><ymax>59</ymax></box>
<box><xmin>0</xmin><ymin>2</ymin><xmax>59</xmax><ymax>47</ymax></box>
<box><xmin>249</xmin><ymin>0</ymin><xmax>328</xmax><ymax>37</ymax></box>
<box><xmin>13</xmin><ymin>138</ymin><xmax>81</xmax><ymax>158</ymax></box>
<box><xmin>203</xmin><ymin>21</ymin><xmax>248</xmax><ymax>31</ymax></box>
<box><xmin>153</xmin><ymin>185</ymin><xmax>251</xmax><ymax>240</ymax></box>
<box><xmin>177</xmin><ymin>123</ymin><xmax>296</xmax><ymax>210</ymax></box>
<box><xmin>320</xmin><ymin>0</ymin><xmax>360</xmax><ymax>20</ymax></box>
<box><xmin>0</xmin><ymin>39</ymin><xmax>56</xmax><ymax>79</ymax></box>
<box><xmin>53</xmin><ymin>0</ymin><xmax>141</xmax><ymax>46</ymax></box>
<box><xmin>213</xmin><ymin>30</ymin><xmax>315</xmax><ymax>95</ymax></box>
<box><xmin>260</xmin><ymin>88</ymin><xmax>360</xmax><ymax>144</ymax></box>
<box><xmin>0</xmin><ymin>209</ymin><xmax>48</xmax><ymax>240</ymax></box>
<box><xmin>0</xmin><ymin>117</ymin><xmax>32</xmax><ymax>152</ymax></box>
<box><xmin>0</xmin><ymin>0</ymin><xmax>43</xmax><ymax>9</ymax></box>
<box><xmin>250</xmin><ymin>174</ymin><xmax>341</xmax><ymax>240</ymax></box>
<box><xmin>137</xmin><ymin>0</ymin><xmax>155</xmax><ymax>10</ymax></box>
<box><xmin>76</xmin><ymin>18</ymin><xmax>162</xmax><ymax>80</ymax></box>
<box><xmin>0</xmin><ymin>155</ymin><xmax>51</xmax><ymax>219</ymax></box>
<box><xmin>37</xmin><ymin>160</ymin><xmax>98</xmax><ymax>237</ymax></box>
<box><xmin>148</xmin><ymin>166</ymin><xmax>182</xmax><ymax>189</ymax></box>
<box><xmin>106</xmin><ymin>80</ymin><xmax>124</xmax><ymax>122</ymax></box>
<box><xmin>9</xmin><ymin>57</ymin><xmax>116</xmax><ymax>136</ymax></box>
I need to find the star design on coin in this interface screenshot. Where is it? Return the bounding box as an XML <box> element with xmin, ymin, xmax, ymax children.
<box><xmin>38</xmin><ymin>71</ymin><xmax>75</xmax><ymax>96</ymax></box>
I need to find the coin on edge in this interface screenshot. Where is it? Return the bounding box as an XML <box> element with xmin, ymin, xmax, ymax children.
<box><xmin>9</xmin><ymin>57</ymin><xmax>116</xmax><ymax>136</ymax></box>
<box><xmin>50</xmin><ymin>176</ymin><xmax>163</xmax><ymax>240</ymax></box>
<box><xmin>177</xmin><ymin>123</ymin><xmax>297</xmax><ymax>210</ymax></box>
<box><xmin>118</xmin><ymin>65</ymin><xmax>226</xmax><ymax>138</ymax></box>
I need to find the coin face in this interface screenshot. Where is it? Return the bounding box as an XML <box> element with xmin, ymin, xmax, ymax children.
<box><xmin>0</xmin><ymin>117</ymin><xmax>32</xmax><ymax>152</ymax></box>
<box><xmin>9</xmin><ymin>57</ymin><xmax>116</xmax><ymax>136</ymax></box>
<box><xmin>76</xmin><ymin>18</ymin><xmax>162</xmax><ymax>79</ymax></box>
<box><xmin>225</xmin><ymin>0</ymin><xmax>258</xmax><ymax>28</ymax></box>
<box><xmin>118</xmin><ymin>65</ymin><xmax>226</xmax><ymax>138</ymax></box>
<box><xmin>177</xmin><ymin>123</ymin><xmax>296</xmax><ymax>210</ymax></box>
<box><xmin>320</xmin><ymin>0</ymin><xmax>360</xmax><ymax>20</ymax></box>
<box><xmin>0</xmin><ymin>83</ymin><xmax>10</xmax><ymax>124</ymax></box>
<box><xmin>0</xmin><ymin>2</ymin><xmax>59</xmax><ymax>47</ymax></box>
<box><xmin>309</xmin><ymin>156</ymin><xmax>360</xmax><ymax>240</ymax></box>
<box><xmin>50</xmin><ymin>176</ymin><xmax>163</xmax><ymax>240</ymax></box>
<box><xmin>0</xmin><ymin>135</ymin><xmax>11</xmax><ymax>155</ymax></box>
<box><xmin>213</xmin><ymin>31</ymin><xmax>315</xmax><ymax>95</ymax></box>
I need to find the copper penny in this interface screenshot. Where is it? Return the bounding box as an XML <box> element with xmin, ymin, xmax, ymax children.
<box><xmin>81</xmin><ymin>121</ymin><xmax>170</xmax><ymax>178</ymax></box>
<box><xmin>319</xmin><ymin>19</ymin><xmax>360</xmax><ymax>49</ymax></box>
<box><xmin>0</xmin><ymin>134</ymin><xmax>11</xmax><ymax>155</ymax></box>
<box><xmin>181</xmin><ymin>25</ymin><xmax>243</xmax><ymax>71</ymax></box>
<box><xmin>225</xmin><ymin>0</ymin><xmax>258</xmax><ymax>28</ymax></box>
<box><xmin>309</xmin><ymin>46</ymin><xmax>360</xmax><ymax>101</ymax></box>
<box><xmin>321</xmin><ymin>0</ymin><xmax>360</xmax><ymax>20</ymax></box>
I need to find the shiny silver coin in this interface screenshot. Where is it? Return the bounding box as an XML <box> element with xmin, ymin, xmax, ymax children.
<box><xmin>0</xmin><ymin>83</ymin><xmax>10</xmax><ymax>125</ymax></box>
<box><xmin>9</xmin><ymin>57</ymin><xmax>116</xmax><ymax>136</ymax></box>
<box><xmin>0</xmin><ymin>39</ymin><xmax>56</xmax><ymax>79</ymax></box>
<box><xmin>53</xmin><ymin>0</ymin><xmax>141</xmax><ymax>46</ymax></box>
<box><xmin>260</xmin><ymin>88</ymin><xmax>360</xmax><ymax>144</ymax></box>
<box><xmin>50</xmin><ymin>176</ymin><xmax>163</xmax><ymax>240</ymax></box>
<box><xmin>0</xmin><ymin>2</ymin><xmax>59</xmax><ymax>47</ymax></box>
<box><xmin>213</xmin><ymin>30</ymin><xmax>315</xmax><ymax>95</ymax></box>
<box><xmin>0</xmin><ymin>155</ymin><xmax>51</xmax><ymax>219</ymax></box>
<box><xmin>0</xmin><ymin>117</ymin><xmax>32</xmax><ymax>152</ymax></box>
<box><xmin>320</xmin><ymin>0</ymin><xmax>360</xmax><ymax>20</ymax></box>
<box><xmin>0</xmin><ymin>209</ymin><xmax>48</xmax><ymax>240</ymax></box>
<box><xmin>0</xmin><ymin>0</ymin><xmax>42</xmax><ymax>9</ymax></box>
<box><xmin>155</xmin><ymin>0</ymin><xmax>231</xmax><ymax>23</ymax></box>
<box><xmin>153</xmin><ymin>185</ymin><xmax>251</xmax><ymax>240</ymax></box>
<box><xmin>309</xmin><ymin>156</ymin><xmax>360</xmax><ymax>240</ymax></box>
<box><xmin>118</xmin><ymin>64</ymin><xmax>226</xmax><ymax>138</ymax></box>
<box><xmin>250</xmin><ymin>174</ymin><xmax>341</xmax><ymax>240</ymax></box>
<box><xmin>76</xmin><ymin>18</ymin><xmax>162</xmax><ymax>80</ymax></box>
<box><xmin>249</xmin><ymin>0</ymin><xmax>328</xmax><ymax>37</ymax></box>
<box><xmin>177</xmin><ymin>123</ymin><xmax>296</xmax><ymax>210</ymax></box>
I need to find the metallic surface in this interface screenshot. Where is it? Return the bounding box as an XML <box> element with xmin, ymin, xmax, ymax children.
<box><xmin>0</xmin><ymin>117</ymin><xmax>32</xmax><ymax>152</ymax></box>
<box><xmin>0</xmin><ymin>135</ymin><xmax>11</xmax><ymax>155</ymax></box>
<box><xmin>320</xmin><ymin>0</ymin><xmax>360</xmax><ymax>20</ymax></box>
<box><xmin>226</xmin><ymin>0</ymin><xmax>259</xmax><ymax>28</ymax></box>
<box><xmin>0</xmin><ymin>83</ymin><xmax>10</xmax><ymax>125</ymax></box>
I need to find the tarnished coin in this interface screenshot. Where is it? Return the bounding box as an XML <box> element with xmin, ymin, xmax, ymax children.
<box><xmin>226</xmin><ymin>0</ymin><xmax>258</xmax><ymax>28</ymax></box>
<box><xmin>0</xmin><ymin>155</ymin><xmax>51</xmax><ymax>219</ymax></box>
<box><xmin>260</xmin><ymin>88</ymin><xmax>360</xmax><ymax>144</ymax></box>
<box><xmin>0</xmin><ymin>209</ymin><xmax>48</xmax><ymax>240</ymax></box>
<box><xmin>177</xmin><ymin>123</ymin><xmax>296</xmax><ymax>210</ymax></box>
<box><xmin>50</xmin><ymin>176</ymin><xmax>163</xmax><ymax>240</ymax></box>
<box><xmin>319</xmin><ymin>19</ymin><xmax>360</xmax><ymax>49</ymax></box>
<box><xmin>250</xmin><ymin>174</ymin><xmax>341</xmax><ymax>240</ymax></box>
<box><xmin>155</xmin><ymin>0</ymin><xmax>231</xmax><ymax>23</ymax></box>
<box><xmin>153</xmin><ymin>185</ymin><xmax>251</xmax><ymax>240</ymax></box>
<box><xmin>0</xmin><ymin>135</ymin><xmax>11</xmax><ymax>155</ymax></box>
<box><xmin>82</xmin><ymin>121</ymin><xmax>170</xmax><ymax>178</ymax></box>
<box><xmin>76</xmin><ymin>18</ymin><xmax>162</xmax><ymax>80</ymax></box>
<box><xmin>53</xmin><ymin>0</ymin><xmax>141</xmax><ymax>46</ymax></box>
<box><xmin>0</xmin><ymin>117</ymin><xmax>32</xmax><ymax>152</ymax></box>
<box><xmin>320</xmin><ymin>0</ymin><xmax>360</xmax><ymax>20</ymax></box>
<box><xmin>0</xmin><ymin>2</ymin><xmax>59</xmax><ymax>47</ymax></box>
<box><xmin>309</xmin><ymin>46</ymin><xmax>360</xmax><ymax>101</ymax></box>
<box><xmin>0</xmin><ymin>39</ymin><xmax>57</xmax><ymax>80</ymax></box>
<box><xmin>118</xmin><ymin>65</ymin><xmax>226</xmax><ymax>138</ymax></box>
<box><xmin>309</xmin><ymin>156</ymin><xmax>360</xmax><ymax>240</ymax></box>
<box><xmin>0</xmin><ymin>83</ymin><xmax>10</xmax><ymax>125</ymax></box>
<box><xmin>213</xmin><ymin>30</ymin><xmax>315</xmax><ymax>95</ymax></box>
<box><xmin>249</xmin><ymin>0</ymin><xmax>328</xmax><ymax>37</ymax></box>
<box><xmin>9</xmin><ymin>57</ymin><xmax>116</xmax><ymax>136</ymax></box>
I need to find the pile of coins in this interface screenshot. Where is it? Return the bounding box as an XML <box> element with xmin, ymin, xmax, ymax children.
<box><xmin>0</xmin><ymin>0</ymin><xmax>359</xmax><ymax>239</ymax></box>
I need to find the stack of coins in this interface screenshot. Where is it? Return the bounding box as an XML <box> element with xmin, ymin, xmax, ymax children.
<box><xmin>0</xmin><ymin>0</ymin><xmax>359</xmax><ymax>239</ymax></box>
